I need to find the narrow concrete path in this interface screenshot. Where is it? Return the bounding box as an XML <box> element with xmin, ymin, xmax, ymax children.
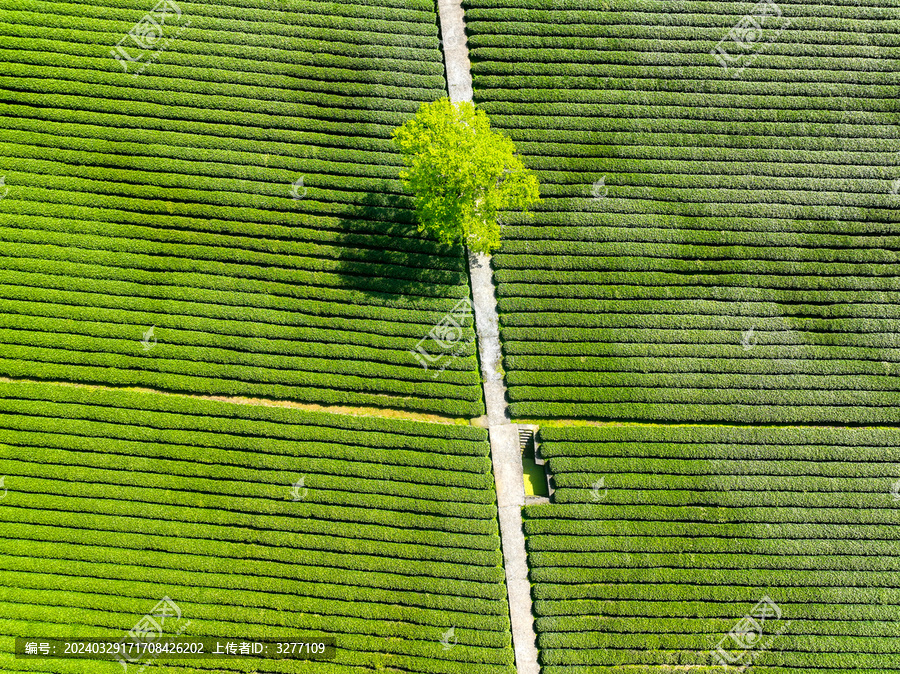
<box><xmin>468</xmin><ymin>252</ymin><xmax>510</xmax><ymax>427</ymax></box>
<box><xmin>436</xmin><ymin>0</ymin><xmax>473</xmax><ymax>102</ymax></box>
<box><xmin>434</xmin><ymin>5</ymin><xmax>542</xmax><ymax>673</ymax></box>
<box><xmin>489</xmin><ymin>423</ymin><xmax>540</xmax><ymax>674</ymax></box>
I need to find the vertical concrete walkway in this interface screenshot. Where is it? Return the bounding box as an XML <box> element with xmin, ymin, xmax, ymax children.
<box><xmin>489</xmin><ymin>423</ymin><xmax>540</xmax><ymax>674</ymax></box>
<box><xmin>435</xmin><ymin>6</ymin><xmax>541</xmax><ymax>672</ymax></box>
<box><xmin>436</xmin><ymin>0</ymin><xmax>473</xmax><ymax>102</ymax></box>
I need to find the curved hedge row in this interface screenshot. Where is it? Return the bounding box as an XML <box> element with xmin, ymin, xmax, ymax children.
<box><xmin>509</xmin><ymin>402</ymin><xmax>900</xmax><ymax>424</ymax></box>
<box><xmin>0</xmin><ymin>211</ymin><xmax>453</xmax><ymax>261</ymax></box>
<box><xmin>506</xmin><ymin>356</ymin><xmax>899</xmax><ymax>376</ymax></box>
<box><xmin>501</xmin><ymin>318</ymin><xmax>900</xmax><ymax>337</ymax></box>
<box><xmin>0</xmin><ymin>329</ymin><xmax>481</xmax><ymax>389</ymax></box>
<box><xmin>0</xmin><ymin>232</ymin><xmax>471</xmax><ymax>291</ymax></box>
<box><xmin>22</xmin><ymin>0</ymin><xmax>442</xmax><ymax>31</ymax></box>
<box><xmin>0</xmin><ymin>313</ymin><xmax>479</xmax><ymax>370</ymax></box>
<box><xmin>4</xmin><ymin>535</ymin><xmax>507</xmax><ymax>599</ymax></box>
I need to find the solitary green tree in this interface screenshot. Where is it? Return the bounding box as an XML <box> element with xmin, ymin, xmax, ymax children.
<box><xmin>392</xmin><ymin>97</ymin><xmax>541</xmax><ymax>254</ymax></box>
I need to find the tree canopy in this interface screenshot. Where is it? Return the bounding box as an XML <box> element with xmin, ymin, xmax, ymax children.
<box><xmin>392</xmin><ymin>97</ymin><xmax>541</xmax><ymax>254</ymax></box>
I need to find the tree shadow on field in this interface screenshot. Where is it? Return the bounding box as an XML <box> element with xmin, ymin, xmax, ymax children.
<box><xmin>331</xmin><ymin>186</ymin><xmax>471</xmax><ymax>310</ymax></box>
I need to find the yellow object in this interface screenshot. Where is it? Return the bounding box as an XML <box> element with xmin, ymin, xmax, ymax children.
<box><xmin>522</xmin><ymin>456</ymin><xmax>549</xmax><ymax>497</ymax></box>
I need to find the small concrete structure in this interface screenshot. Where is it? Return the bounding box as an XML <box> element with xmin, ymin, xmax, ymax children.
<box><xmin>519</xmin><ymin>425</ymin><xmax>552</xmax><ymax>503</ymax></box>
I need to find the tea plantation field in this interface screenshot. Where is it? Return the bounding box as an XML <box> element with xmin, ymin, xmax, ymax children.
<box><xmin>526</xmin><ymin>425</ymin><xmax>900</xmax><ymax>672</ymax></box>
<box><xmin>0</xmin><ymin>0</ymin><xmax>484</xmax><ymax>417</ymax></box>
<box><xmin>0</xmin><ymin>380</ymin><xmax>515</xmax><ymax>674</ymax></box>
<box><xmin>463</xmin><ymin>0</ymin><xmax>900</xmax><ymax>423</ymax></box>
<box><xmin>2</xmin><ymin>1</ymin><xmax>900</xmax><ymax>674</ymax></box>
